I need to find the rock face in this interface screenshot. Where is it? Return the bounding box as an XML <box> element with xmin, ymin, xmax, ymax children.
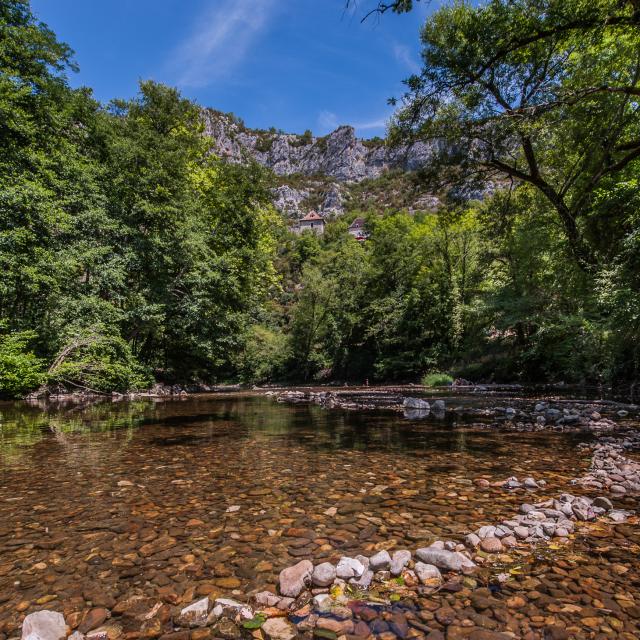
<box><xmin>22</xmin><ymin>611</ymin><xmax>67</xmax><ymax>640</ymax></box>
<box><xmin>270</xmin><ymin>185</ymin><xmax>309</xmax><ymax>217</ymax></box>
<box><xmin>203</xmin><ymin>111</ymin><xmax>436</xmax><ymax>183</ymax></box>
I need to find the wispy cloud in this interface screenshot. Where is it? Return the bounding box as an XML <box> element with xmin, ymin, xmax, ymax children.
<box><xmin>392</xmin><ymin>43</ymin><xmax>420</xmax><ymax>74</ymax></box>
<box><xmin>170</xmin><ymin>0</ymin><xmax>275</xmax><ymax>88</ymax></box>
<box><xmin>318</xmin><ymin>110</ymin><xmax>340</xmax><ymax>131</ymax></box>
<box><xmin>354</xmin><ymin>117</ymin><xmax>388</xmax><ymax>131</ymax></box>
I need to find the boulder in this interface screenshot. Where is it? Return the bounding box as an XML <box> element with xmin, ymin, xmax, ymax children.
<box><xmin>403</xmin><ymin>397</ymin><xmax>430</xmax><ymax>410</ymax></box>
<box><xmin>415</xmin><ymin>546</ymin><xmax>476</xmax><ymax>572</ymax></box>
<box><xmin>414</xmin><ymin>563</ymin><xmax>442</xmax><ymax>585</ymax></box>
<box><xmin>278</xmin><ymin>560</ymin><xmax>313</xmax><ymax>597</ymax></box>
<box><xmin>311</xmin><ymin>562</ymin><xmax>336</xmax><ymax>587</ymax></box>
<box><xmin>369</xmin><ymin>550</ymin><xmax>391</xmax><ymax>572</ymax></box>
<box><xmin>22</xmin><ymin>612</ymin><xmax>67</xmax><ymax>640</ymax></box>
<box><xmin>336</xmin><ymin>556</ymin><xmax>365</xmax><ymax>579</ymax></box>
<box><xmin>390</xmin><ymin>550</ymin><xmax>412</xmax><ymax>576</ymax></box>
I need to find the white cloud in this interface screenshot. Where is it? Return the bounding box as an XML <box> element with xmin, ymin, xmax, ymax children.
<box><xmin>171</xmin><ymin>0</ymin><xmax>275</xmax><ymax>88</ymax></box>
<box><xmin>318</xmin><ymin>110</ymin><xmax>340</xmax><ymax>131</ymax></box>
<box><xmin>354</xmin><ymin>117</ymin><xmax>388</xmax><ymax>131</ymax></box>
<box><xmin>393</xmin><ymin>43</ymin><xmax>420</xmax><ymax>74</ymax></box>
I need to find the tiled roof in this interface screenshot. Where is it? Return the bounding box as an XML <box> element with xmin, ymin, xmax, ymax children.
<box><xmin>300</xmin><ymin>211</ymin><xmax>324</xmax><ymax>222</ymax></box>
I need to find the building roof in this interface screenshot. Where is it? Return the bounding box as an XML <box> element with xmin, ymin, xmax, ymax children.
<box><xmin>300</xmin><ymin>211</ymin><xmax>324</xmax><ymax>222</ymax></box>
<box><xmin>348</xmin><ymin>217</ymin><xmax>365</xmax><ymax>229</ymax></box>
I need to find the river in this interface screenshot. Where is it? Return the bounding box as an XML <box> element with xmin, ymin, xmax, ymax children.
<box><xmin>1</xmin><ymin>391</ymin><xmax>638</xmax><ymax>638</ymax></box>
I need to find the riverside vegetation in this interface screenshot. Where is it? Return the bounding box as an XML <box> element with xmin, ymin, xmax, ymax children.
<box><xmin>2</xmin><ymin>0</ymin><xmax>640</xmax><ymax>397</ymax></box>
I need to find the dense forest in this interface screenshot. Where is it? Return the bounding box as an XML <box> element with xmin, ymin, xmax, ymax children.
<box><xmin>1</xmin><ymin>0</ymin><xmax>639</xmax><ymax>397</ymax></box>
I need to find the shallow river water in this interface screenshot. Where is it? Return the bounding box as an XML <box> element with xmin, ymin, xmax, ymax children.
<box><xmin>0</xmin><ymin>392</ymin><xmax>639</xmax><ymax>639</ymax></box>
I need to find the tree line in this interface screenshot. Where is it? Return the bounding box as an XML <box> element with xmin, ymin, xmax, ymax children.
<box><xmin>1</xmin><ymin>0</ymin><xmax>638</xmax><ymax>396</ymax></box>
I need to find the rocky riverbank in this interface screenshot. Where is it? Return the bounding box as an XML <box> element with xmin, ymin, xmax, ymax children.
<box><xmin>21</xmin><ymin>424</ymin><xmax>639</xmax><ymax>640</ymax></box>
<box><xmin>270</xmin><ymin>390</ymin><xmax>635</xmax><ymax>433</ymax></box>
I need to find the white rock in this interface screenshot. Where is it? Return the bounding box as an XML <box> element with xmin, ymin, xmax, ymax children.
<box><xmin>403</xmin><ymin>397</ymin><xmax>430</xmax><ymax>410</ymax></box>
<box><xmin>312</xmin><ymin>594</ymin><xmax>333</xmax><ymax>613</ymax></box>
<box><xmin>349</xmin><ymin>570</ymin><xmax>373</xmax><ymax>589</ymax></box>
<box><xmin>415</xmin><ymin>546</ymin><xmax>476</xmax><ymax>572</ymax></box>
<box><xmin>262</xmin><ymin>617</ymin><xmax>298</xmax><ymax>640</ymax></box>
<box><xmin>355</xmin><ymin>555</ymin><xmax>370</xmax><ymax>570</ymax></box>
<box><xmin>279</xmin><ymin>560</ymin><xmax>313</xmax><ymax>597</ymax></box>
<box><xmin>254</xmin><ymin>592</ymin><xmax>281</xmax><ymax>607</ymax></box>
<box><xmin>414</xmin><ymin>562</ymin><xmax>442</xmax><ymax>585</ymax></box>
<box><xmin>214</xmin><ymin>598</ymin><xmax>253</xmax><ymax>620</ymax></box>
<box><xmin>477</xmin><ymin>525</ymin><xmax>496</xmax><ymax>539</ymax></box>
<box><xmin>336</xmin><ymin>556</ymin><xmax>365</xmax><ymax>579</ymax></box>
<box><xmin>369</xmin><ymin>550</ymin><xmax>391</xmax><ymax>571</ymax></box>
<box><xmin>390</xmin><ymin>550</ymin><xmax>412</xmax><ymax>576</ymax></box>
<box><xmin>176</xmin><ymin>597</ymin><xmax>211</xmax><ymax>627</ymax></box>
<box><xmin>465</xmin><ymin>533</ymin><xmax>481</xmax><ymax>548</ymax></box>
<box><xmin>311</xmin><ymin>562</ymin><xmax>336</xmax><ymax>587</ymax></box>
<box><xmin>22</xmin><ymin>611</ymin><xmax>67</xmax><ymax>640</ymax></box>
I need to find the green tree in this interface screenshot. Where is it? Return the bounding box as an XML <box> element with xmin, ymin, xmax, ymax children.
<box><xmin>392</xmin><ymin>0</ymin><xmax>640</xmax><ymax>271</ymax></box>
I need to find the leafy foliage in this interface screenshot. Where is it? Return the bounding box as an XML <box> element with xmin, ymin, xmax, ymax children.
<box><xmin>422</xmin><ymin>372</ymin><xmax>453</xmax><ymax>387</ymax></box>
<box><xmin>2</xmin><ymin>0</ymin><xmax>640</xmax><ymax>394</ymax></box>
<box><xmin>0</xmin><ymin>326</ymin><xmax>44</xmax><ymax>398</ymax></box>
<box><xmin>0</xmin><ymin>2</ymin><xmax>280</xmax><ymax>395</ymax></box>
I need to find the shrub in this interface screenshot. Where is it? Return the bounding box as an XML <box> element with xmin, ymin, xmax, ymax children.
<box><xmin>236</xmin><ymin>325</ymin><xmax>290</xmax><ymax>383</ymax></box>
<box><xmin>291</xmin><ymin>130</ymin><xmax>313</xmax><ymax>147</ymax></box>
<box><xmin>255</xmin><ymin>134</ymin><xmax>274</xmax><ymax>153</ymax></box>
<box><xmin>48</xmin><ymin>332</ymin><xmax>152</xmax><ymax>393</ymax></box>
<box><xmin>0</xmin><ymin>327</ymin><xmax>45</xmax><ymax>398</ymax></box>
<box><xmin>422</xmin><ymin>372</ymin><xmax>453</xmax><ymax>387</ymax></box>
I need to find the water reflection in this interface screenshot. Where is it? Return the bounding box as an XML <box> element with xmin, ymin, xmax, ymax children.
<box><xmin>0</xmin><ymin>393</ymin><xmax>590</xmax><ymax>466</ymax></box>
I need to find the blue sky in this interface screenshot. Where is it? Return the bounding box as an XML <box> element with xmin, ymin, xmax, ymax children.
<box><xmin>30</xmin><ymin>0</ymin><xmax>435</xmax><ymax>138</ymax></box>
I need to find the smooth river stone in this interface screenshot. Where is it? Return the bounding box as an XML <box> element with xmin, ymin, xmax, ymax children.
<box><xmin>278</xmin><ymin>560</ymin><xmax>313</xmax><ymax>597</ymax></box>
<box><xmin>414</xmin><ymin>562</ymin><xmax>442</xmax><ymax>585</ymax></box>
<box><xmin>22</xmin><ymin>611</ymin><xmax>66</xmax><ymax>640</ymax></box>
<box><xmin>369</xmin><ymin>550</ymin><xmax>391</xmax><ymax>571</ymax></box>
<box><xmin>311</xmin><ymin>562</ymin><xmax>336</xmax><ymax>587</ymax></box>
<box><xmin>416</xmin><ymin>546</ymin><xmax>476</xmax><ymax>572</ymax></box>
<box><xmin>336</xmin><ymin>556</ymin><xmax>365</xmax><ymax>579</ymax></box>
<box><xmin>262</xmin><ymin>617</ymin><xmax>297</xmax><ymax>640</ymax></box>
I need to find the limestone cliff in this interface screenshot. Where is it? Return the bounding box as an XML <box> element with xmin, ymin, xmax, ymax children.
<box><xmin>203</xmin><ymin>110</ymin><xmax>442</xmax><ymax>218</ymax></box>
<box><xmin>203</xmin><ymin>110</ymin><xmax>436</xmax><ymax>181</ymax></box>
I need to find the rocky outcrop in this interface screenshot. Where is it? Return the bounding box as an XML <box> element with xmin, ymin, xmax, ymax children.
<box><xmin>203</xmin><ymin>110</ymin><xmax>437</xmax><ymax>184</ymax></box>
<box><xmin>270</xmin><ymin>185</ymin><xmax>309</xmax><ymax>218</ymax></box>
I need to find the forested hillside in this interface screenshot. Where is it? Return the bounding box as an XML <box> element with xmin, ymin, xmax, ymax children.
<box><xmin>1</xmin><ymin>0</ymin><xmax>639</xmax><ymax>397</ymax></box>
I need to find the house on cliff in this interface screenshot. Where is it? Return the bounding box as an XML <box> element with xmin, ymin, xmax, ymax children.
<box><xmin>294</xmin><ymin>211</ymin><xmax>325</xmax><ymax>235</ymax></box>
<box><xmin>347</xmin><ymin>217</ymin><xmax>368</xmax><ymax>241</ymax></box>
